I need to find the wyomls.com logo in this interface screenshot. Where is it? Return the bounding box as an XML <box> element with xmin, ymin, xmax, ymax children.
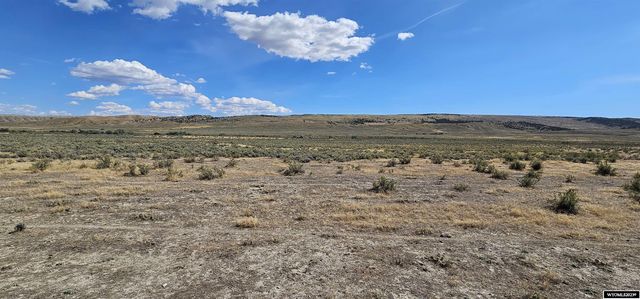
<box><xmin>603</xmin><ymin>290</ymin><xmax>640</xmax><ymax>299</ymax></box>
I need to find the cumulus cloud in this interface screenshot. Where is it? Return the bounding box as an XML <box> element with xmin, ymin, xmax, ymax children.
<box><xmin>0</xmin><ymin>103</ymin><xmax>37</xmax><ymax>115</ymax></box>
<box><xmin>68</xmin><ymin>83</ymin><xmax>125</xmax><ymax>100</ymax></box>
<box><xmin>58</xmin><ymin>0</ymin><xmax>110</xmax><ymax>14</ymax></box>
<box><xmin>131</xmin><ymin>0</ymin><xmax>258</xmax><ymax>20</ymax></box>
<box><xmin>0</xmin><ymin>68</ymin><xmax>15</xmax><ymax>79</ymax></box>
<box><xmin>195</xmin><ymin>77</ymin><xmax>207</xmax><ymax>84</ymax></box>
<box><xmin>68</xmin><ymin>101</ymin><xmax>80</xmax><ymax>106</ymax></box>
<box><xmin>224</xmin><ymin>11</ymin><xmax>374</xmax><ymax>62</ymax></box>
<box><xmin>148</xmin><ymin>100</ymin><xmax>188</xmax><ymax>115</ymax></box>
<box><xmin>69</xmin><ymin>59</ymin><xmax>290</xmax><ymax>115</ymax></box>
<box><xmin>214</xmin><ymin>97</ymin><xmax>291</xmax><ymax>115</ymax></box>
<box><xmin>90</xmin><ymin>101</ymin><xmax>134</xmax><ymax>116</ymax></box>
<box><xmin>71</xmin><ymin>59</ymin><xmax>174</xmax><ymax>85</ymax></box>
<box><xmin>397</xmin><ymin>32</ymin><xmax>415</xmax><ymax>41</ymax></box>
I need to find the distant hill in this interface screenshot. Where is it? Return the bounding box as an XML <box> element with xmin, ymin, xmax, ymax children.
<box><xmin>0</xmin><ymin>114</ymin><xmax>638</xmax><ymax>139</ymax></box>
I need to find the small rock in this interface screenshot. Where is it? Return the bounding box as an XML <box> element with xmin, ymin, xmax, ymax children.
<box><xmin>440</xmin><ymin>232</ymin><xmax>452</xmax><ymax>238</ymax></box>
<box><xmin>162</xmin><ymin>283</ymin><xmax>168</xmax><ymax>288</ymax></box>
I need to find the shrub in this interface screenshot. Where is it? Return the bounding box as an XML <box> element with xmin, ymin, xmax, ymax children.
<box><xmin>110</xmin><ymin>159</ymin><xmax>125</xmax><ymax>171</ymax></box>
<box><xmin>624</xmin><ymin>173</ymin><xmax>640</xmax><ymax>200</ymax></box>
<box><xmin>431</xmin><ymin>155</ymin><xmax>444</xmax><ymax>165</ymax></box>
<box><xmin>385</xmin><ymin>159</ymin><xmax>398</xmax><ymax>167</ymax></box>
<box><xmin>453</xmin><ymin>183</ymin><xmax>469</xmax><ymax>192</ymax></box>
<box><xmin>126</xmin><ymin>164</ymin><xmax>151</xmax><ymax>177</ymax></box>
<box><xmin>595</xmin><ymin>161</ymin><xmax>616</xmax><ymax>176</ymax></box>
<box><xmin>127</xmin><ymin>164</ymin><xmax>139</xmax><ymax>177</ymax></box>
<box><xmin>138</xmin><ymin>164</ymin><xmax>151</xmax><ymax>175</ymax></box>
<box><xmin>565</xmin><ymin>175</ymin><xmax>576</xmax><ymax>183</ymax></box>
<box><xmin>490</xmin><ymin>169</ymin><xmax>509</xmax><ymax>180</ymax></box>
<box><xmin>336</xmin><ymin>166</ymin><xmax>344</xmax><ymax>175</ymax></box>
<box><xmin>554</xmin><ymin>189</ymin><xmax>579</xmax><ymax>214</ymax></box>
<box><xmin>225</xmin><ymin>158</ymin><xmax>238</xmax><ymax>168</ymax></box>
<box><xmin>30</xmin><ymin>159</ymin><xmax>51</xmax><ymax>172</ymax></box>
<box><xmin>95</xmin><ymin>155</ymin><xmax>112</xmax><ymax>169</ymax></box>
<box><xmin>371</xmin><ymin>176</ymin><xmax>396</xmax><ymax>193</ymax></box>
<box><xmin>525</xmin><ymin>169</ymin><xmax>541</xmax><ymax>179</ymax></box>
<box><xmin>164</xmin><ymin>166</ymin><xmax>183</xmax><ymax>182</ymax></box>
<box><xmin>398</xmin><ymin>156</ymin><xmax>411</xmax><ymax>165</ymax></box>
<box><xmin>183</xmin><ymin>156</ymin><xmax>197</xmax><ymax>163</ymax></box>
<box><xmin>485</xmin><ymin>165</ymin><xmax>497</xmax><ymax>175</ymax></box>
<box><xmin>282</xmin><ymin>161</ymin><xmax>305</xmax><ymax>176</ymax></box>
<box><xmin>530</xmin><ymin>160</ymin><xmax>543</xmax><ymax>171</ymax></box>
<box><xmin>472</xmin><ymin>159</ymin><xmax>490</xmax><ymax>173</ymax></box>
<box><xmin>519</xmin><ymin>170</ymin><xmax>541</xmax><ymax>188</ymax></box>
<box><xmin>509</xmin><ymin>161</ymin><xmax>526</xmax><ymax>171</ymax></box>
<box><xmin>198</xmin><ymin>166</ymin><xmax>225</xmax><ymax>180</ymax></box>
<box><xmin>154</xmin><ymin>159</ymin><xmax>174</xmax><ymax>169</ymax></box>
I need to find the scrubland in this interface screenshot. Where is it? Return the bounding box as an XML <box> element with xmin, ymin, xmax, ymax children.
<box><xmin>1</xmin><ymin>115</ymin><xmax>639</xmax><ymax>297</ymax></box>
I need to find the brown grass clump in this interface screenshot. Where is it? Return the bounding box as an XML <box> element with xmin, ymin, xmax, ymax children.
<box><xmin>235</xmin><ymin>216</ymin><xmax>258</xmax><ymax>228</ymax></box>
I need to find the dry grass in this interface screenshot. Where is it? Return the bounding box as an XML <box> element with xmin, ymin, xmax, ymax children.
<box><xmin>0</xmin><ymin>155</ymin><xmax>639</xmax><ymax>297</ymax></box>
<box><xmin>235</xmin><ymin>216</ymin><xmax>259</xmax><ymax>228</ymax></box>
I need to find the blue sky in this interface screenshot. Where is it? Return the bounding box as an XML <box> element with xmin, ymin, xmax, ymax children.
<box><xmin>0</xmin><ymin>0</ymin><xmax>639</xmax><ymax>117</ymax></box>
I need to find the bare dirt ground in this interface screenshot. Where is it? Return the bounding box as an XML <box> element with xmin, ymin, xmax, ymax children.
<box><xmin>1</xmin><ymin>157</ymin><xmax>639</xmax><ymax>298</ymax></box>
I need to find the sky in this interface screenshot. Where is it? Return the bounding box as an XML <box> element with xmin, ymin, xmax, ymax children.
<box><xmin>0</xmin><ymin>0</ymin><xmax>639</xmax><ymax>117</ymax></box>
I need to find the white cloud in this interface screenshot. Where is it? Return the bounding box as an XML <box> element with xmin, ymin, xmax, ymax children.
<box><xmin>47</xmin><ymin>110</ymin><xmax>71</xmax><ymax>116</ymax></box>
<box><xmin>71</xmin><ymin>59</ymin><xmax>174</xmax><ymax>85</ymax></box>
<box><xmin>148</xmin><ymin>100</ymin><xmax>188</xmax><ymax>115</ymax></box>
<box><xmin>327</xmin><ymin>71</ymin><xmax>337</xmax><ymax>76</ymax></box>
<box><xmin>68</xmin><ymin>83</ymin><xmax>125</xmax><ymax>100</ymax></box>
<box><xmin>397</xmin><ymin>32</ymin><xmax>415</xmax><ymax>41</ymax></box>
<box><xmin>224</xmin><ymin>11</ymin><xmax>374</xmax><ymax>62</ymax></box>
<box><xmin>195</xmin><ymin>77</ymin><xmax>207</xmax><ymax>84</ymax></box>
<box><xmin>214</xmin><ymin>97</ymin><xmax>291</xmax><ymax>115</ymax></box>
<box><xmin>58</xmin><ymin>0</ymin><xmax>110</xmax><ymax>14</ymax></box>
<box><xmin>359</xmin><ymin>62</ymin><xmax>372</xmax><ymax>72</ymax></box>
<box><xmin>0</xmin><ymin>68</ymin><xmax>15</xmax><ymax>79</ymax></box>
<box><xmin>71</xmin><ymin>59</ymin><xmax>210</xmax><ymax>109</ymax></box>
<box><xmin>0</xmin><ymin>103</ymin><xmax>37</xmax><ymax>115</ymax></box>
<box><xmin>68</xmin><ymin>101</ymin><xmax>80</xmax><ymax>105</ymax></box>
<box><xmin>90</xmin><ymin>101</ymin><xmax>134</xmax><ymax>116</ymax></box>
<box><xmin>0</xmin><ymin>103</ymin><xmax>71</xmax><ymax>116</ymax></box>
<box><xmin>69</xmin><ymin>59</ymin><xmax>291</xmax><ymax>115</ymax></box>
<box><xmin>64</xmin><ymin>58</ymin><xmax>79</xmax><ymax>63</ymax></box>
<box><xmin>131</xmin><ymin>0</ymin><xmax>258</xmax><ymax>20</ymax></box>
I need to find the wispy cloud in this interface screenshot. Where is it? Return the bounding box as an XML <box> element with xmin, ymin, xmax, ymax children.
<box><xmin>595</xmin><ymin>75</ymin><xmax>640</xmax><ymax>85</ymax></box>
<box><xmin>0</xmin><ymin>68</ymin><xmax>15</xmax><ymax>79</ymax></box>
<box><xmin>379</xmin><ymin>2</ymin><xmax>465</xmax><ymax>40</ymax></box>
